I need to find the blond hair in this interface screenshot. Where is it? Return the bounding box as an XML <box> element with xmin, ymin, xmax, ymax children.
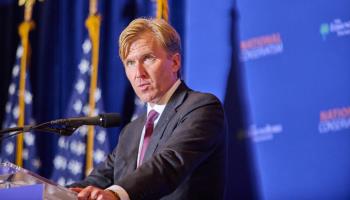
<box><xmin>119</xmin><ymin>18</ymin><xmax>181</xmax><ymax>61</ymax></box>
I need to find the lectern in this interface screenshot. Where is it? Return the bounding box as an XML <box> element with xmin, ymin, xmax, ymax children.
<box><xmin>0</xmin><ymin>162</ymin><xmax>77</xmax><ymax>199</ymax></box>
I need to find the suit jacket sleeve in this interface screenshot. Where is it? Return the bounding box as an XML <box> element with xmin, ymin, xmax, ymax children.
<box><xmin>67</xmin><ymin>117</ymin><xmax>143</xmax><ymax>189</ymax></box>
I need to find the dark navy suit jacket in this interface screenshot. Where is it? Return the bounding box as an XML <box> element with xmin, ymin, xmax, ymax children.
<box><xmin>71</xmin><ymin>83</ymin><xmax>227</xmax><ymax>200</ymax></box>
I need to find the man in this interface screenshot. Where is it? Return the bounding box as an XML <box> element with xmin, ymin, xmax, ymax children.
<box><xmin>70</xmin><ymin>18</ymin><xmax>227</xmax><ymax>200</ymax></box>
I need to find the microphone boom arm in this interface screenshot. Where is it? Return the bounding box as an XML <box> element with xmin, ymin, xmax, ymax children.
<box><xmin>0</xmin><ymin>113</ymin><xmax>121</xmax><ymax>140</ymax></box>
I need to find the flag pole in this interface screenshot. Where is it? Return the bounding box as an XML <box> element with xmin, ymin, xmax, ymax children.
<box><xmin>15</xmin><ymin>0</ymin><xmax>38</xmax><ymax>167</ymax></box>
<box><xmin>157</xmin><ymin>0</ymin><xmax>169</xmax><ymax>21</ymax></box>
<box><xmin>85</xmin><ymin>0</ymin><xmax>101</xmax><ymax>175</ymax></box>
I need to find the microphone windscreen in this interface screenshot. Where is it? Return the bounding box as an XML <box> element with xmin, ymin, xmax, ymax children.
<box><xmin>99</xmin><ymin>113</ymin><xmax>121</xmax><ymax>128</ymax></box>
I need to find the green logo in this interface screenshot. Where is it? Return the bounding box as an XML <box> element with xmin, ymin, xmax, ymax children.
<box><xmin>320</xmin><ymin>23</ymin><xmax>330</xmax><ymax>40</ymax></box>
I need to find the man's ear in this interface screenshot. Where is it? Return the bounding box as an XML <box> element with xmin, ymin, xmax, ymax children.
<box><xmin>171</xmin><ymin>53</ymin><xmax>181</xmax><ymax>73</ymax></box>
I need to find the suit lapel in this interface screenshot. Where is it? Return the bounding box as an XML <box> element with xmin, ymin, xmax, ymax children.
<box><xmin>143</xmin><ymin>83</ymin><xmax>189</xmax><ymax>161</ymax></box>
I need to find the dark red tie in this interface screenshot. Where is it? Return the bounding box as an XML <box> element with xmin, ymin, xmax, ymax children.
<box><xmin>139</xmin><ymin>110</ymin><xmax>159</xmax><ymax>166</ymax></box>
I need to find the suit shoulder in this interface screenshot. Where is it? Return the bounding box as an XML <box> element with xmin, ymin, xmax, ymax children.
<box><xmin>186</xmin><ymin>89</ymin><xmax>222</xmax><ymax>106</ymax></box>
<box><xmin>177</xmin><ymin>89</ymin><xmax>224</xmax><ymax>117</ymax></box>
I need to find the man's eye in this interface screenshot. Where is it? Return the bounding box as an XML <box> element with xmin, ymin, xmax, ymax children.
<box><xmin>144</xmin><ymin>56</ymin><xmax>156</xmax><ymax>65</ymax></box>
<box><xmin>126</xmin><ymin>60</ymin><xmax>135</xmax><ymax>67</ymax></box>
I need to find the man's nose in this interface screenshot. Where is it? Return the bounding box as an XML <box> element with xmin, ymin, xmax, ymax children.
<box><xmin>135</xmin><ymin>63</ymin><xmax>146</xmax><ymax>78</ymax></box>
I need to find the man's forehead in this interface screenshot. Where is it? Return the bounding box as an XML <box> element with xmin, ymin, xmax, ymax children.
<box><xmin>126</xmin><ymin>35</ymin><xmax>161</xmax><ymax>59</ymax></box>
<box><xmin>127</xmin><ymin>42</ymin><xmax>153</xmax><ymax>59</ymax></box>
<box><xmin>129</xmin><ymin>37</ymin><xmax>154</xmax><ymax>50</ymax></box>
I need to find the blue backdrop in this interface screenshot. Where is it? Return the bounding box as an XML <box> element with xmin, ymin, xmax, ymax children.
<box><xmin>1</xmin><ymin>0</ymin><xmax>350</xmax><ymax>199</ymax></box>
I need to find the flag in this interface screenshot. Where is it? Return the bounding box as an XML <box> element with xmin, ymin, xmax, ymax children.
<box><xmin>51</xmin><ymin>38</ymin><xmax>110</xmax><ymax>186</ymax></box>
<box><xmin>0</xmin><ymin>45</ymin><xmax>41</xmax><ymax>172</ymax></box>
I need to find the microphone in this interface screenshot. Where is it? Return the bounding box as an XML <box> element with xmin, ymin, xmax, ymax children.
<box><xmin>0</xmin><ymin>113</ymin><xmax>122</xmax><ymax>140</ymax></box>
<box><xmin>49</xmin><ymin>113</ymin><xmax>121</xmax><ymax>128</ymax></box>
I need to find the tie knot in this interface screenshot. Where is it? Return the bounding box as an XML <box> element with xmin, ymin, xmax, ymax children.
<box><xmin>146</xmin><ymin>110</ymin><xmax>159</xmax><ymax>125</ymax></box>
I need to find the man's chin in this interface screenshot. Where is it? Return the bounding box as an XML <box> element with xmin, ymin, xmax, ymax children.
<box><xmin>137</xmin><ymin>95</ymin><xmax>152</xmax><ymax>103</ymax></box>
<box><xmin>138</xmin><ymin>95</ymin><xmax>159</xmax><ymax>104</ymax></box>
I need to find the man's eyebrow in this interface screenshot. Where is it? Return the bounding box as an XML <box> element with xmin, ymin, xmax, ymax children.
<box><xmin>127</xmin><ymin>51</ymin><xmax>154</xmax><ymax>59</ymax></box>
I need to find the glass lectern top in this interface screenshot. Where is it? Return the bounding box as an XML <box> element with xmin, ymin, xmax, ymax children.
<box><xmin>0</xmin><ymin>162</ymin><xmax>77</xmax><ymax>200</ymax></box>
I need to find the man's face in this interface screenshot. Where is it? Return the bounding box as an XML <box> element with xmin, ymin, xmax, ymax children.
<box><xmin>123</xmin><ymin>33</ymin><xmax>180</xmax><ymax>104</ymax></box>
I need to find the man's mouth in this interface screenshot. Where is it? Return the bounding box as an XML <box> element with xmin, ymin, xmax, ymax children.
<box><xmin>138</xmin><ymin>83</ymin><xmax>150</xmax><ymax>91</ymax></box>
